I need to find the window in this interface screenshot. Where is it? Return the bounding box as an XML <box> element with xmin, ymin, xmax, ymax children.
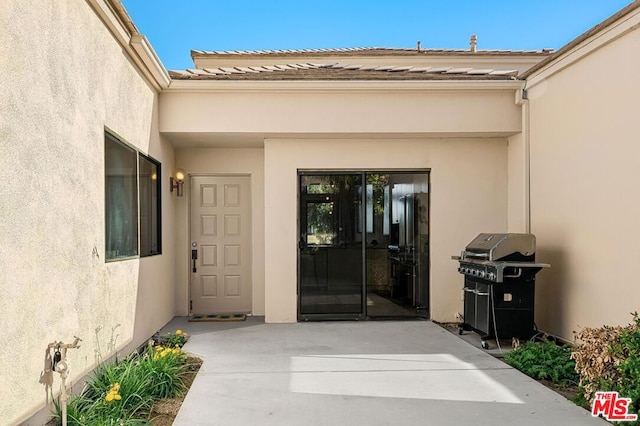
<box><xmin>139</xmin><ymin>154</ymin><xmax>161</xmax><ymax>256</ymax></box>
<box><xmin>105</xmin><ymin>133</ymin><xmax>138</xmax><ymax>260</ymax></box>
<box><xmin>105</xmin><ymin>132</ymin><xmax>162</xmax><ymax>261</ymax></box>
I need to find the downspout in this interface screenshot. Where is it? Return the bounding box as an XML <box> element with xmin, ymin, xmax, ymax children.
<box><xmin>523</xmin><ymin>85</ymin><xmax>531</xmax><ymax>234</ymax></box>
<box><xmin>515</xmin><ymin>83</ymin><xmax>531</xmax><ymax>233</ymax></box>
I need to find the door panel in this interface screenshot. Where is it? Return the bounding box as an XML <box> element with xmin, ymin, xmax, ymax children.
<box><xmin>299</xmin><ymin>174</ymin><xmax>364</xmax><ymax>318</ymax></box>
<box><xmin>191</xmin><ymin>176</ymin><xmax>252</xmax><ymax>314</ymax></box>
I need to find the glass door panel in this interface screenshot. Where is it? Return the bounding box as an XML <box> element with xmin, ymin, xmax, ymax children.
<box><xmin>365</xmin><ymin>172</ymin><xmax>429</xmax><ymax>318</ymax></box>
<box><xmin>299</xmin><ymin>174</ymin><xmax>364</xmax><ymax>318</ymax></box>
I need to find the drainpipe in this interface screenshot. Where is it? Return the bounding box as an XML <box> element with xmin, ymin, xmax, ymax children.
<box><xmin>516</xmin><ymin>85</ymin><xmax>532</xmax><ymax>234</ymax></box>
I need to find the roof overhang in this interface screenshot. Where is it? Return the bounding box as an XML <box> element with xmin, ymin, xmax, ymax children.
<box><xmin>160</xmin><ymin>79</ymin><xmax>525</xmax><ymax>148</ymax></box>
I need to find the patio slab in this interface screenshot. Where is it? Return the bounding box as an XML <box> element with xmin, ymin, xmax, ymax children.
<box><xmin>160</xmin><ymin>317</ymin><xmax>606</xmax><ymax>426</ymax></box>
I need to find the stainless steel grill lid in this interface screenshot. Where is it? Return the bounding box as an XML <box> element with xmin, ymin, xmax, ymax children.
<box><xmin>462</xmin><ymin>233</ymin><xmax>535</xmax><ymax>261</ymax></box>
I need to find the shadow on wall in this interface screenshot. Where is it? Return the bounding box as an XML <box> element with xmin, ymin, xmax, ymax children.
<box><xmin>535</xmin><ymin>246</ymin><xmax>567</xmax><ymax>339</ymax></box>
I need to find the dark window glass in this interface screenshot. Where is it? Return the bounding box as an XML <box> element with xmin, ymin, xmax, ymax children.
<box><xmin>105</xmin><ymin>133</ymin><xmax>138</xmax><ymax>260</ymax></box>
<box><xmin>139</xmin><ymin>154</ymin><xmax>161</xmax><ymax>256</ymax></box>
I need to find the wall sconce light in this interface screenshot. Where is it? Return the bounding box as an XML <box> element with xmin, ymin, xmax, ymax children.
<box><xmin>170</xmin><ymin>169</ymin><xmax>185</xmax><ymax>197</ymax></box>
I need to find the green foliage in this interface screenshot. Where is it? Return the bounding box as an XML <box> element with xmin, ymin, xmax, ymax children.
<box><xmin>504</xmin><ymin>340</ymin><xmax>579</xmax><ymax>387</ymax></box>
<box><xmin>139</xmin><ymin>345</ymin><xmax>188</xmax><ymax>399</ymax></box>
<box><xmin>610</xmin><ymin>313</ymin><xmax>640</xmax><ymax>415</ymax></box>
<box><xmin>53</xmin><ymin>345</ymin><xmax>191</xmax><ymax>425</ymax></box>
<box><xmin>161</xmin><ymin>329</ymin><xmax>189</xmax><ymax>348</ymax></box>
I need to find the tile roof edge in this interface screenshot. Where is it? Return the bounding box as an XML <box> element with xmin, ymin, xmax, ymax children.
<box><xmin>190</xmin><ymin>47</ymin><xmax>552</xmax><ymax>58</ymax></box>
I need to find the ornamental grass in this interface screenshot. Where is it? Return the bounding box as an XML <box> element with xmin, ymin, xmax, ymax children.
<box><xmin>53</xmin><ymin>343</ymin><xmax>192</xmax><ymax>425</ymax></box>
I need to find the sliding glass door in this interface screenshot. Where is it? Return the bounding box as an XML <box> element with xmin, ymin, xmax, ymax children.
<box><xmin>298</xmin><ymin>171</ymin><xmax>429</xmax><ymax>320</ymax></box>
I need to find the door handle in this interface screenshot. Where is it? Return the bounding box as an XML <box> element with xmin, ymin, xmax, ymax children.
<box><xmin>191</xmin><ymin>249</ymin><xmax>198</xmax><ymax>273</ymax></box>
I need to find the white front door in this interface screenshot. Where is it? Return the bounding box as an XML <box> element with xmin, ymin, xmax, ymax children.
<box><xmin>190</xmin><ymin>175</ymin><xmax>252</xmax><ymax>314</ymax></box>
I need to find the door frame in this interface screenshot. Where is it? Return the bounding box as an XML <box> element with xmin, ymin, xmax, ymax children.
<box><xmin>297</xmin><ymin>169</ymin><xmax>431</xmax><ymax>321</ymax></box>
<box><xmin>188</xmin><ymin>173</ymin><xmax>253</xmax><ymax>315</ymax></box>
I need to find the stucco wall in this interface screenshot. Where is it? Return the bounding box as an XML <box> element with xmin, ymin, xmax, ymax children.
<box><xmin>264</xmin><ymin>138</ymin><xmax>508</xmax><ymax>323</ymax></box>
<box><xmin>174</xmin><ymin>148</ymin><xmax>266</xmax><ymax>316</ymax></box>
<box><xmin>0</xmin><ymin>1</ymin><xmax>175</xmax><ymax>422</ymax></box>
<box><xmin>527</xmin><ymin>26</ymin><xmax>640</xmax><ymax>340</ymax></box>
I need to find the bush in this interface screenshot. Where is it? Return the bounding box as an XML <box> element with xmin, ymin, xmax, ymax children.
<box><xmin>504</xmin><ymin>340</ymin><xmax>579</xmax><ymax>387</ymax></box>
<box><xmin>161</xmin><ymin>329</ymin><xmax>189</xmax><ymax>348</ymax></box>
<box><xmin>572</xmin><ymin>312</ymin><xmax>640</xmax><ymax>410</ymax></box>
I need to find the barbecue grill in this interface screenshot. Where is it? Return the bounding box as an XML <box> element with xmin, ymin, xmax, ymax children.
<box><xmin>452</xmin><ymin>233</ymin><xmax>549</xmax><ymax>349</ymax></box>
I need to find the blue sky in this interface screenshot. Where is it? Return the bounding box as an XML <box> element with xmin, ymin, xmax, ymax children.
<box><xmin>121</xmin><ymin>1</ymin><xmax>633</xmax><ymax>70</ymax></box>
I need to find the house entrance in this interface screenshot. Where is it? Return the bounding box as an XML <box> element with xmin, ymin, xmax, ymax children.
<box><xmin>190</xmin><ymin>175</ymin><xmax>252</xmax><ymax>314</ymax></box>
<box><xmin>298</xmin><ymin>171</ymin><xmax>429</xmax><ymax>320</ymax></box>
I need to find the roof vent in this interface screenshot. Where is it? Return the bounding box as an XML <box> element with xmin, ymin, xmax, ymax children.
<box><xmin>470</xmin><ymin>35</ymin><xmax>477</xmax><ymax>53</ymax></box>
<box><xmin>417</xmin><ymin>41</ymin><xmax>421</xmax><ymax>52</ymax></box>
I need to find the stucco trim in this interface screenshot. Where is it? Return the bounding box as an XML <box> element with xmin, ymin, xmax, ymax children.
<box><xmin>523</xmin><ymin>3</ymin><xmax>640</xmax><ymax>87</ymax></box>
<box><xmin>165</xmin><ymin>79</ymin><xmax>525</xmax><ymax>94</ymax></box>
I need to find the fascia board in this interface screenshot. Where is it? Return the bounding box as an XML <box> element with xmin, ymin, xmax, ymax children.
<box><xmin>165</xmin><ymin>79</ymin><xmax>525</xmax><ymax>94</ymax></box>
<box><xmin>526</xmin><ymin>9</ymin><xmax>640</xmax><ymax>89</ymax></box>
<box><xmin>130</xmin><ymin>34</ymin><xmax>171</xmax><ymax>89</ymax></box>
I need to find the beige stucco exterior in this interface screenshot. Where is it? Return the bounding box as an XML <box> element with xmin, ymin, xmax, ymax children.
<box><xmin>523</xmin><ymin>6</ymin><xmax>640</xmax><ymax>340</ymax></box>
<box><xmin>173</xmin><ymin>148</ymin><xmax>266</xmax><ymax>316</ymax></box>
<box><xmin>263</xmin><ymin>138</ymin><xmax>509</xmax><ymax>322</ymax></box>
<box><xmin>3</xmin><ymin>0</ymin><xmax>640</xmax><ymax>422</ymax></box>
<box><xmin>0</xmin><ymin>0</ymin><xmax>174</xmax><ymax>423</ymax></box>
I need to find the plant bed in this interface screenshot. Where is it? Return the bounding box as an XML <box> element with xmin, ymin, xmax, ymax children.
<box><xmin>146</xmin><ymin>355</ymin><xmax>202</xmax><ymax>425</ymax></box>
<box><xmin>49</xmin><ymin>331</ymin><xmax>201</xmax><ymax>425</ymax></box>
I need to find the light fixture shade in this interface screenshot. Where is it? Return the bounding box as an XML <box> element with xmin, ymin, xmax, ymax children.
<box><xmin>170</xmin><ymin>168</ymin><xmax>186</xmax><ymax>197</ymax></box>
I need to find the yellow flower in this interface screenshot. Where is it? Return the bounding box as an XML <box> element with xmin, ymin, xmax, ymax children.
<box><xmin>105</xmin><ymin>392</ymin><xmax>114</xmax><ymax>402</ymax></box>
<box><xmin>114</xmin><ymin>394</ymin><xmax>122</xmax><ymax>401</ymax></box>
<box><xmin>172</xmin><ymin>348</ymin><xmax>181</xmax><ymax>355</ymax></box>
<box><xmin>176</xmin><ymin>330</ymin><xmax>182</xmax><ymax>335</ymax></box>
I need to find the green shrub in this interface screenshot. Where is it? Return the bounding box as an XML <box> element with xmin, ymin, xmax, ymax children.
<box><xmin>610</xmin><ymin>313</ymin><xmax>640</xmax><ymax>415</ymax></box>
<box><xmin>504</xmin><ymin>340</ymin><xmax>579</xmax><ymax>387</ymax></box>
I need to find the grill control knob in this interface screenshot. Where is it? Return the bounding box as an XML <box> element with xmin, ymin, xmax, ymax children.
<box><xmin>479</xmin><ymin>271</ymin><xmax>486</xmax><ymax>278</ymax></box>
<box><xmin>487</xmin><ymin>272</ymin><xmax>496</xmax><ymax>281</ymax></box>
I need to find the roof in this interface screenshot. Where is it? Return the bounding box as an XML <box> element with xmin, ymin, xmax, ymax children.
<box><xmin>192</xmin><ymin>46</ymin><xmax>553</xmax><ymax>59</ymax></box>
<box><xmin>169</xmin><ymin>62</ymin><xmax>520</xmax><ymax>81</ymax></box>
<box><xmin>521</xmin><ymin>1</ymin><xmax>640</xmax><ymax>78</ymax></box>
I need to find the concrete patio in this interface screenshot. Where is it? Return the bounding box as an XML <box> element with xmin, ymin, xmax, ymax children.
<box><xmin>160</xmin><ymin>317</ymin><xmax>606</xmax><ymax>426</ymax></box>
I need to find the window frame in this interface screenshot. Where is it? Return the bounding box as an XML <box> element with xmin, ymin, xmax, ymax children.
<box><xmin>104</xmin><ymin>131</ymin><xmax>162</xmax><ymax>262</ymax></box>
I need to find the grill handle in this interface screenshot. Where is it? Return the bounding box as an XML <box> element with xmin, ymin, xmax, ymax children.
<box><xmin>503</xmin><ymin>268</ymin><xmax>523</xmax><ymax>279</ymax></box>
